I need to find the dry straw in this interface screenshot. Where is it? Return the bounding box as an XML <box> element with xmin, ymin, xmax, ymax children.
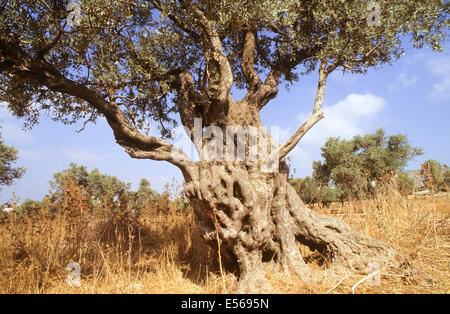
<box><xmin>0</xmin><ymin>173</ymin><xmax>448</xmax><ymax>293</ymax></box>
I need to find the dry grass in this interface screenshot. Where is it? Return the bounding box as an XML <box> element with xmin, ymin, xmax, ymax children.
<box><xmin>0</xmin><ymin>177</ymin><xmax>448</xmax><ymax>294</ymax></box>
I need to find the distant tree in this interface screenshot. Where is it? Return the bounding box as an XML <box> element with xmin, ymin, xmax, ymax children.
<box><xmin>289</xmin><ymin>178</ymin><xmax>316</xmax><ymax>204</ymax></box>
<box><xmin>0</xmin><ymin>126</ymin><xmax>25</xmax><ymax>188</ymax></box>
<box><xmin>397</xmin><ymin>171</ymin><xmax>416</xmax><ymax>195</ymax></box>
<box><xmin>127</xmin><ymin>177</ymin><xmax>160</xmax><ymax>216</ymax></box>
<box><xmin>321</xmin><ymin>185</ymin><xmax>345</xmax><ymax>206</ymax></box>
<box><xmin>51</xmin><ymin>162</ymin><xmax>90</xmax><ymax>188</ymax></box>
<box><xmin>420</xmin><ymin>160</ymin><xmax>448</xmax><ymax>192</ymax></box>
<box><xmin>136</xmin><ymin>178</ymin><xmax>159</xmax><ymax>198</ymax></box>
<box><xmin>313</xmin><ymin>129</ymin><xmax>423</xmax><ymax>199</ymax></box>
<box><xmin>290</xmin><ymin>176</ymin><xmax>344</xmax><ymax>207</ymax></box>
<box><xmin>87</xmin><ymin>168</ymin><xmax>131</xmax><ymax>200</ymax></box>
<box><xmin>19</xmin><ymin>199</ymin><xmax>43</xmax><ymax>213</ymax></box>
<box><xmin>444</xmin><ymin>165</ymin><xmax>450</xmax><ymax>191</ymax></box>
<box><xmin>50</xmin><ymin>163</ymin><xmax>131</xmax><ymax>201</ymax></box>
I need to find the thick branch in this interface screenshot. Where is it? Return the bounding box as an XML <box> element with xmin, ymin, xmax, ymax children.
<box><xmin>0</xmin><ymin>33</ymin><xmax>195</xmax><ymax>176</ymax></box>
<box><xmin>278</xmin><ymin>62</ymin><xmax>328</xmax><ymax>159</ymax></box>
<box><xmin>313</xmin><ymin>62</ymin><xmax>328</xmax><ymax>114</ymax></box>
<box><xmin>173</xmin><ymin>71</ymin><xmax>210</xmax><ymax>133</ymax></box>
<box><xmin>241</xmin><ymin>30</ymin><xmax>262</xmax><ymax>92</ymax></box>
<box><xmin>252</xmin><ymin>45</ymin><xmax>323</xmax><ymax>110</ymax></box>
<box><xmin>181</xmin><ymin>0</ymin><xmax>233</xmax><ymax>104</ymax></box>
<box><xmin>125</xmin><ymin>146</ymin><xmax>197</xmax><ymax>182</ymax></box>
<box><xmin>254</xmin><ymin>69</ymin><xmax>281</xmax><ymax>109</ymax></box>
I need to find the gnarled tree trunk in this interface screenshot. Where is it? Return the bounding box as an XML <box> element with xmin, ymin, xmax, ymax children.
<box><xmin>179</xmin><ymin>94</ymin><xmax>394</xmax><ymax>293</ymax></box>
<box><xmin>183</xmin><ymin>159</ymin><xmax>394</xmax><ymax>293</ymax></box>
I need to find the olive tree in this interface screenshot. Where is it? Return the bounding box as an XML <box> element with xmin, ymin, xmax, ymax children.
<box><xmin>420</xmin><ymin>159</ymin><xmax>449</xmax><ymax>192</ymax></box>
<box><xmin>313</xmin><ymin>128</ymin><xmax>423</xmax><ymax>199</ymax></box>
<box><xmin>0</xmin><ymin>0</ymin><xmax>447</xmax><ymax>292</ymax></box>
<box><xmin>0</xmin><ymin>125</ymin><xmax>25</xmax><ymax>188</ymax></box>
<box><xmin>50</xmin><ymin>162</ymin><xmax>131</xmax><ymax>201</ymax></box>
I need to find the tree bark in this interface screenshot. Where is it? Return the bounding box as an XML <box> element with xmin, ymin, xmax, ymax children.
<box><xmin>183</xmin><ymin>159</ymin><xmax>394</xmax><ymax>293</ymax></box>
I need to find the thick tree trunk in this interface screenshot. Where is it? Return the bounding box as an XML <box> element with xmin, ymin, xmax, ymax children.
<box><xmin>183</xmin><ymin>160</ymin><xmax>395</xmax><ymax>293</ymax></box>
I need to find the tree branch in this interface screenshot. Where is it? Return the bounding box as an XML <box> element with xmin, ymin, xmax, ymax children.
<box><xmin>278</xmin><ymin>62</ymin><xmax>329</xmax><ymax>159</ymax></box>
<box><xmin>35</xmin><ymin>21</ymin><xmax>67</xmax><ymax>60</ymax></box>
<box><xmin>0</xmin><ymin>33</ymin><xmax>196</xmax><ymax>177</ymax></box>
<box><xmin>149</xmin><ymin>0</ymin><xmax>201</xmax><ymax>42</ymax></box>
<box><xmin>180</xmin><ymin>0</ymin><xmax>233</xmax><ymax>105</ymax></box>
<box><xmin>252</xmin><ymin>45</ymin><xmax>323</xmax><ymax>110</ymax></box>
<box><xmin>173</xmin><ymin>70</ymin><xmax>210</xmax><ymax>133</ymax></box>
<box><xmin>241</xmin><ymin>30</ymin><xmax>262</xmax><ymax>92</ymax></box>
<box><xmin>254</xmin><ymin>68</ymin><xmax>281</xmax><ymax>109</ymax></box>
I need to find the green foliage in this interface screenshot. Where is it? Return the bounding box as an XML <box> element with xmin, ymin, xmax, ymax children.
<box><xmin>126</xmin><ymin>178</ymin><xmax>160</xmax><ymax>216</ymax></box>
<box><xmin>289</xmin><ymin>176</ymin><xmax>344</xmax><ymax>207</ymax></box>
<box><xmin>0</xmin><ymin>1</ymin><xmax>447</xmax><ymax>134</ymax></box>
<box><xmin>0</xmin><ymin>126</ymin><xmax>25</xmax><ymax>188</ymax></box>
<box><xmin>313</xmin><ymin>128</ymin><xmax>423</xmax><ymax>199</ymax></box>
<box><xmin>50</xmin><ymin>162</ymin><xmax>131</xmax><ymax>201</ymax></box>
<box><xmin>18</xmin><ymin>199</ymin><xmax>43</xmax><ymax>213</ymax></box>
<box><xmin>397</xmin><ymin>171</ymin><xmax>416</xmax><ymax>195</ymax></box>
<box><xmin>420</xmin><ymin>160</ymin><xmax>449</xmax><ymax>192</ymax></box>
<box><xmin>291</xmin><ymin>129</ymin><xmax>424</xmax><ymax>204</ymax></box>
<box><xmin>290</xmin><ymin>177</ymin><xmax>316</xmax><ymax>204</ymax></box>
<box><xmin>49</xmin><ymin>164</ymin><xmax>163</xmax><ymax>216</ymax></box>
<box><xmin>444</xmin><ymin>167</ymin><xmax>450</xmax><ymax>189</ymax></box>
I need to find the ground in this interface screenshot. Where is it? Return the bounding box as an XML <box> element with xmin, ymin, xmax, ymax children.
<box><xmin>0</xmin><ymin>180</ymin><xmax>448</xmax><ymax>294</ymax></box>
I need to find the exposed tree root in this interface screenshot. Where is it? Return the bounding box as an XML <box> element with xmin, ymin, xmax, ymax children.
<box><xmin>184</xmin><ymin>161</ymin><xmax>395</xmax><ymax>293</ymax></box>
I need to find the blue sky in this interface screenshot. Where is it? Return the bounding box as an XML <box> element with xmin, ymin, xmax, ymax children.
<box><xmin>0</xmin><ymin>44</ymin><xmax>449</xmax><ymax>203</ymax></box>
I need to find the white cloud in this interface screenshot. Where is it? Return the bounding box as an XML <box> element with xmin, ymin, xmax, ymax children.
<box><xmin>427</xmin><ymin>56</ymin><xmax>450</xmax><ymax>100</ymax></box>
<box><xmin>287</xmin><ymin>93</ymin><xmax>386</xmax><ymax>176</ymax></box>
<box><xmin>427</xmin><ymin>56</ymin><xmax>450</xmax><ymax>76</ymax></box>
<box><xmin>59</xmin><ymin>146</ymin><xmax>112</xmax><ymax>163</ymax></box>
<box><xmin>298</xmin><ymin>93</ymin><xmax>385</xmax><ymax>145</ymax></box>
<box><xmin>388</xmin><ymin>72</ymin><xmax>419</xmax><ymax>91</ymax></box>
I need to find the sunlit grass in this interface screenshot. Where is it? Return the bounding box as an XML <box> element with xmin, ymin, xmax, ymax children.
<box><xmin>0</xmin><ymin>176</ymin><xmax>448</xmax><ymax>294</ymax></box>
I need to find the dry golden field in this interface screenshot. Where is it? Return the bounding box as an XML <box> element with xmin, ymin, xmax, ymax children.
<box><xmin>0</xmin><ymin>178</ymin><xmax>448</xmax><ymax>294</ymax></box>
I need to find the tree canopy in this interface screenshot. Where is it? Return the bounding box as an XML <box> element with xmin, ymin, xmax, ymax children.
<box><xmin>290</xmin><ymin>176</ymin><xmax>343</xmax><ymax>206</ymax></box>
<box><xmin>0</xmin><ymin>1</ymin><xmax>447</xmax><ymax>174</ymax></box>
<box><xmin>0</xmin><ymin>125</ymin><xmax>25</xmax><ymax>188</ymax></box>
<box><xmin>312</xmin><ymin>128</ymin><xmax>422</xmax><ymax>198</ymax></box>
<box><xmin>50</xmin><ymin>162</ymin><xmax>131</xmax><ymax>200</ymax></box>
<box><xmin>420</xmin><ymin>159</ymin><xmax>449</xmax><ymax>192</ymax></box>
